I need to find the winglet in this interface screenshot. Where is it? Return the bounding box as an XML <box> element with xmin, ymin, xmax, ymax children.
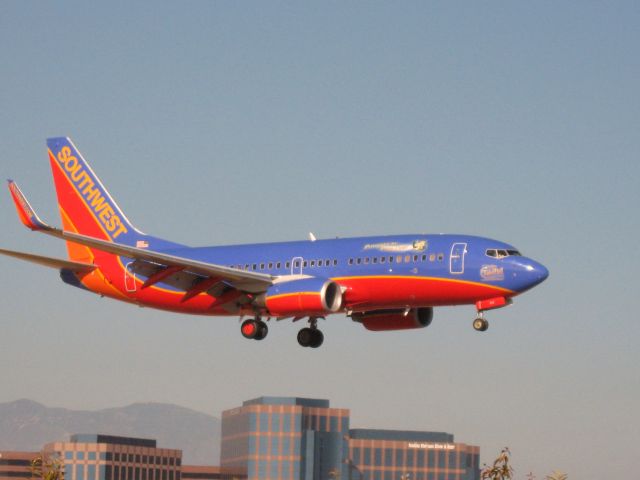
<box><xmin>7</xmin><ymin>180</ymin><xmax>48</xmax><ymax>231</ymax></box>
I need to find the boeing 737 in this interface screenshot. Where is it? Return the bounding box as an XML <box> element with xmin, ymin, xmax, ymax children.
<box><xmin>1</xmin><ymin>137</ymin><xmax>548</xmax><ymax>348</ymax></box>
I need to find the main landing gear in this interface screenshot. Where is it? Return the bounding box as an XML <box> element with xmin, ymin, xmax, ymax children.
<box><xmin>297</xmin><ymin>318</ymin><xmax>324</xmax><ymax>348</ymax></box>
<box><xmin>241</xmin><ymin>318</ymin><xmax>268</xmax><ymax>341</ymax></box>
<box><xmin>473</xmin><ymin>314</ymin><xmax>489</xmax><ymax>332</ymax></box>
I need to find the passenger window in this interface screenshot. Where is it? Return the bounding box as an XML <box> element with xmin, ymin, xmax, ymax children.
<box><xmin>356</xmin><ymin>258</ymin><xmax>362</xmax><ymax>265</ymax></box>
<box><xmin>268</xmin><ymin>262</ymin><xmax>273</xmax><ymax>269</ymax></box>
<box><xmin>252</xmin><ymin>264</ymin><xmax>257</xmax><ymax>270</ymax></box>
<box><xmin>380</xmin><ymin>257</ymin><xmax>386</xmax><ymax>264</ymax></box>
<box><xmin>389</xmin><ymin>256</ymin><xmax>394</xmax><ymax>263</ymax></box>
<box><xmin>311</xmin><ymin>260</ymin><xmax>315</xmax><ymax>267</ymax></box>
<box><xmin>245</xmin><ymin>264</ymin><xmax>249</xmax><ymax>270</ymax></box>
<box><xmin>294</xmin><ymin>261</ymin><xmax>299</xmax><ymax>268</ymax></box>
<box><xmin>438</xmin><ymin>254</ymin><xmax>444</xmax><ymax>261</ymax></box>
<box><xmin>396</xmin><ymin>255</ymin><xmax>403</xmax><ymax>263</ymax></box>
<box><xmin>349</xmin><ymin>258</ymin><xmax>354</xmax><ymax>265</ymax></box>
<box><xmin>260</xmin><ymin>263</ymin><xmax>265</xmax><ymax>270</ymax></box>
<box><xmin>333</xmin><ymin>259</ymin><xmax>338</xmax><ymax>266</ymax></box>
<box><xmin>303</xmin><ymin>261</ymin><xmax>308</xmax><ymax>267</ymax></box>
<box><xmin>364</xmin><ymin>258</ymin><xmax>370</xmax><ymax>264</ymax></box>
<box><xmin>276</xmin><ymin>262</ymin><xmax>281</xmax><ymax>269</ymax></box>
<box><xmin>413</xmin><ymin>255</ymin><xmax>418</xmax><ymax>262</ymax></box>
<box><xmin>286</xmin><ymin>262</ymin><xmax>291</xmax><ymax>268</ymax></box>
<box><xmin>372</xmin><ymin>257</ymin><xmax>378</xmax><ymax>264</ymax></box>
<box><xmin>421</xmin><ymin>254</ymin><xmax>427</xmax><ymax>261</ymax></box>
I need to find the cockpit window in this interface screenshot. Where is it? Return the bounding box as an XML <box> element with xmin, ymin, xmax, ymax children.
<box><xmin>486</xmin><ymin>248</ymin><xmax>521</xmax><ymax>258</ymax></box>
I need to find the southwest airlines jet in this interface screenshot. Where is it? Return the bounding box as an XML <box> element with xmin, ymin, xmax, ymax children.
<box><xmin>1</xmin><ymin>138</ymin><xmax>548</xmax><ymax>348</ymax></box>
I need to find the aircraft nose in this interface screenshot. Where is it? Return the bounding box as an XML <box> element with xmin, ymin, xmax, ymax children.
<box><xmin>523</xmin><ymin>259</ymin><xmax>549</xmax><ymax>286</ymax></box>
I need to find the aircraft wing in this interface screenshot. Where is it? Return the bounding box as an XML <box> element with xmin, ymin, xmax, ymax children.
<box><xmin>0</xmin><ymin>248</ymin><xmax>96</xmax><ymax>272</ymax></box>
<box><xmin>7</xmin><ymin>180</ymin><xmax>274</xmax><ymax>294</ymax></box>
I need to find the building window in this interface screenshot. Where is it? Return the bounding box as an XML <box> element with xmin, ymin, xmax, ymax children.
<box><xmin>385</xmin><ymin>448</ymin><xmax>393</xmax><ymax>465</ymax></box>
<box><xmin>374</xmin><ymin>448</ymin><xmax>382</xmax><ymax>466</ymax></box>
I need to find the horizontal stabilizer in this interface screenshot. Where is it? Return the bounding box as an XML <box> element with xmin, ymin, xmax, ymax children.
<box><xmin>0</xmin><ymin>248</ymin><xmax>96</xmax><ymax>272</ymax></box>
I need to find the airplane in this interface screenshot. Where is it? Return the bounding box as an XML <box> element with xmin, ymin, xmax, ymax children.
<box><xmin>1</xmin><ymin>137</ymin><xmax>549</xmax><ymax>348</ymax></box>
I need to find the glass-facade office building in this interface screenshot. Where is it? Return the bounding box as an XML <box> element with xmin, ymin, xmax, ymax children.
<box><xmin>220</xmin><ymin>397</ymin><xmax>479</xmax><ymax>480</ymax></box>
<box><xmin>221</xmin><ymin>397</ymin><xmax>350</xmax><ymax>479</ymax></box>
<box><xmin>44</xmin><ymin>435</ymin><xmax>182</xmax><ymax>480</ymax></box>
<box><xmin>348</xmin><ymin>429</ymin><xmax>479</xmax><ymax>480</ymax></box>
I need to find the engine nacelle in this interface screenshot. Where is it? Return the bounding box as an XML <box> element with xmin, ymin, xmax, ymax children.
<box><xmin>353</xmin><ymin>307</ymin><xmax>434</xmax><ymax>331</ymax></box>
<box><xmin>261</xmin><ymin>277</ymin><xmax>343</xmax><ymax>317</ymax></box>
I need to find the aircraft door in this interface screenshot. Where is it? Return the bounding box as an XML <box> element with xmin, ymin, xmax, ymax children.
<box><xmin>449</xmin><ymin>243</ymin><xmax>467</xmax><ymax>274</ymax></box>
<box><xmin>125</xmin><ymin>261</ymin><xmax>137</xmax><ymax>292</ymax></box>
<box><xmin>291</xmin><ymin>256</ymin><xmax>304</xmax><ymax>275</ymax></box>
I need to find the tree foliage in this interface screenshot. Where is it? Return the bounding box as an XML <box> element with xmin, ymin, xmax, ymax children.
<box><xmin>30</xmin><ymin>454</ymin><xmax>64</xmax><ymax>480</ymax></box>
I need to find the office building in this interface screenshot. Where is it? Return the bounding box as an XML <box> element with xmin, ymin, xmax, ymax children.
<box><xmin>348</xmin><ymin>429</ymin><xmax>480</xmax><ymax>480</ymax></box>
<box><xmin>44</xmin><ymin>434</ymin><xmax>181</xmax><ymax>480</ymax></box>
<box><xmin>0</xmin><ymin>451</ymin><xmax>37</xmax><ymax>480</ymax></box>
<box><xmin>220</xmin><ymin>397</ymin><xmax>479</xmax><ymax>480</ymax></box>
<box><xmin>180</xmin><ymin>466</ymin><xmax>222</xmax><ymax>480</ymax></box>
<box><xmin>221</xmin><ymin>397</ymin><xmax>350</xmax><ymax>479</ymax></box>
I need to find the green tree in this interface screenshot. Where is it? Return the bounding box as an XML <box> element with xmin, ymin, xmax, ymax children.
<box><xmin>30</xmin><ymin>454</ymin><xmax>64</xmax><ymax>480</ymax></box>
<box><xmin>480</xmin><ymin>448</ymin><xmax>514</xmax><ymax>480</ymax></box>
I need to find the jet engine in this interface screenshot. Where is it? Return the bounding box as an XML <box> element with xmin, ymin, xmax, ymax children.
<box><xmin>259</xmin><ymin>277</ymin><xmax>343</xmax><ymax>317</ymax></box>
<box><xmin>352</xmin><ymin>307</ymin><xmax>433</xmax><ymax>331</ymax></box>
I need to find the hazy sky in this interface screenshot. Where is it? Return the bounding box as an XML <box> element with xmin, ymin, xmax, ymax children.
<box><xmin>1</xmin><ymin>2</ymin><xmax>638</xmax><ymax>478</ymax></box>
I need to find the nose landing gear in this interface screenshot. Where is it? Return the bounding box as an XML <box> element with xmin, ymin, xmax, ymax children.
<box><xmin>473</xmin><ymin>316</ymin><xmax>489</xmax><ymax>332</ymax></box>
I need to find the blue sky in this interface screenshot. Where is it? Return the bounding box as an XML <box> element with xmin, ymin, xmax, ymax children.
<box><xmin>1</xmin><ymin>2</ymin><xmax>638</xmax><ymax>478</ymax></box>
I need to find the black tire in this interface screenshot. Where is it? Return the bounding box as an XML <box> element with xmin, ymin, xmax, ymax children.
<box><xmin>473</xmin><ymin>318</ymin><xmax>485</xmax><ymax>332</ymax></box>
<box><xmin>309</xmin><ymin>329</ymin><xmax>324</xmax><ymax>348</ymax></box>
<box><xmin>297</xmin><ymin>327</ymin><xmax>314</xmax><ymax>347</ymax></box>
<box><xmin>254</xmin><ymin>321</ymin><xmax>268</xmax><ymax>340</ymax></box>
<box><xmin>241</xmin><ymin>319</ymin><xmax>258</xmax><ymax>339</ymax></box>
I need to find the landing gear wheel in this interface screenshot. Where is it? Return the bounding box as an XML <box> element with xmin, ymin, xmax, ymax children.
<box><xmin>255</xmin><ymin>321</ymin><xmax>268</xmax><ymax>340</ymax></box>
<box><xmin>473</xmin><ymin>317</ymin><xmax>489</xmax><ymax>332</ymax></box>
<box><xmin>241</xmin><ymin>319</ymin><xmax>268</xmax><ymax>340</ymax></box>
<box><xmin>309</xmin><ymin>329</ymin><xmax>324</xmax><ymax>348</ymax></box>
<box><xmin>297</xmin><ymin>327</ymin><xmax>314</xmax><ymax>347</ymax></box>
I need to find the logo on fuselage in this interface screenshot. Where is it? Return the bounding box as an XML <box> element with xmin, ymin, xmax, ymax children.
<box><xmin>480</xmin><ymin>264</ymin><xmax>504</xmax><ymax>281</ymax></box>
<box><xmin>364</xmin><ymin>239</ymin><xmax>427</xmax><ymax>252</ymax></box>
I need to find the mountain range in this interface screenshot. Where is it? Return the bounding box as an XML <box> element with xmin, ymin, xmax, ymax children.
<box><xmin>0</xmin><ymin>399</ymin><xmax>221</xmax><ymax>465</ymax></box>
